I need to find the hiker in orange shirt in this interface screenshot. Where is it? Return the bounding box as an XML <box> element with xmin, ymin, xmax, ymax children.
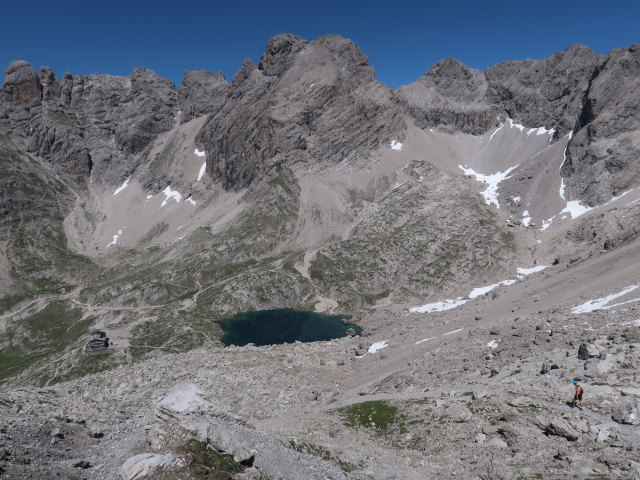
<box><xmin>572</xmin><ymin>381</ymin><xmax>584</xmax><ymax>408</ymax></box>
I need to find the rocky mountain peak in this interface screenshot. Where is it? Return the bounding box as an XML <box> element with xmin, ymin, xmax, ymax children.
<box><xmin>1</xmin><ymin>60</ymin><xmax>41</xmax><ymax>103</ymax></box>
<box><xmin>179</xmin><ymin>69</ymin><xmax>228</xmax><ymax>122</ymax></box>
<box><xmin>425</xmin><ymin>57</ymin><xmax>477</xmax><ymax>80</ymax></box>
<box><xmin>258</xmin><ymin>33</ymin><xmax>307</xmax><ymax>76</ymax></box>
<box><xmin>231</xmin><ymin>58</ymin><xmax>260</xmax><ymax>88</ymax></box>
<box><xmin>313</xmin><ymin>34</ymin><xmax>375</xmax><ymax>82</ymax></box>
<box><xmin>196</xmin><ymin>33</ymin><xmax>401</xmax><ymax>190</ymax></box>
<box><xmin>130</xmin><ymin>67</ymin><xmax>176</xmax><ymax>96</ymax></box>
<box><xmin>418</xmin><ymin>57</ymin><xmax>488</xmax><ymax>105</ymax></box>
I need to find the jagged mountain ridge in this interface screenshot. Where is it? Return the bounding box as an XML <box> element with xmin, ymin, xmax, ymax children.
<box><xmin>1</xmin><ymin>35</ymin><xmax>638</xmax><ymax>199</ymax></box>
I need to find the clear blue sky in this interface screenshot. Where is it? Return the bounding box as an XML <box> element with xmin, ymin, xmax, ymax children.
<box><xmin>2</xmin><ymin>0</ymin><xmax>638</xmax><ymax>88</ymax></box>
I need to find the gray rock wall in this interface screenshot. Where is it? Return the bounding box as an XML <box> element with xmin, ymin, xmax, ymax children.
<box><xmin>562</xmin><ymin>44</ymin><xmax>640</xmax><ymax>205</ymax></box>
<box><xmin>1</xmin><ymin>35</ymin><xmax>639</xmax><ymax>205</ymax></box>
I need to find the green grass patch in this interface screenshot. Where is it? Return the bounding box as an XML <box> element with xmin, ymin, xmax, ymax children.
<box><xmin>0</xmin><ymin>300</ymin><xmax>92</xmax><ymax>384</ymax></box>
<box><xmin>186</xmin><ymin>439</ymin><xmax>246</xmax><ymax>475</ymax></box>
<box><xmin>288</xmin><ymin>440</ymin><xmax>357</xmax><ymax>473</ymax></box>
<box><xmin>362</xmin><ymin>289</ymin><xmax>391</xmax><ymax>305</ymax></box>
<box><xmin>337</xmin><ymin>400</ymin><xmax>403</xmax><ymax>434</ymax></box>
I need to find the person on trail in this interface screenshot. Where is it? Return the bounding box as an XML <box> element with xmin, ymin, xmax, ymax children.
<box><xmin>572</xmin><ymin>381</ymin><xmax>583</xmax><ymax>408</ymax></box>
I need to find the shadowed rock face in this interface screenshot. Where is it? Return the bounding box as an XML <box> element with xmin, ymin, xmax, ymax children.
<box><xmin>485</xmin><ymin>44</ymin><xmax>601</xmax><ymax>134</ymax></box>
<box><xmin>397</xmin><ymin>58</ymin><xmax>497</xmax><ymax>135</ymax></box>
<box><xmin>178</xmin><ymin>69</ymin><xmax>228</xmax><ymax>123</ymax></box>
<box><xmin>399</xmin><ymin>44</ymin><xmax>601</xmax><ymax>136</ymax></box>
<box><xmin>562</xmin><ymin>44</ymin><xmax>640</xmax><ymax>205</ymax></box>
<box><xmin>0</xmin><ymin>64</ymin><xmax>178</xmax><ymax>178</ymax></box>
<box><xmin>196</xmin><ymin>34</ymin><xmax>404</xmax><ymax>189</ymax></box>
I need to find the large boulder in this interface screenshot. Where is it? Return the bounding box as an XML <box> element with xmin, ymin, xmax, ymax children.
<box><xmin>447</xmin><ymin>403</ymin><xmax>473</xmax><ymax>423</ymax></box>
<box><xmin>179</xmin><ymin>417</ymin><xmax>255</xmax><ymax>464</ymax></box>
<box><xmin>119</xmin><ymin>453</ymin><xmax>184</xmax><ymax>480</ymax></box>
<box><xmin>612</xmin><ymin>403</ymin><xmax>640</xmax><ymax>425</ymax></box>
<box><xmin>578</xmin><ymin>343</ymin><xmax>600</xmax><ymax>360</ymax></box>
<box><xmin>544</xmin><ymin>417</ymin><xmax>581</xmax><ymax>441</ymax></box>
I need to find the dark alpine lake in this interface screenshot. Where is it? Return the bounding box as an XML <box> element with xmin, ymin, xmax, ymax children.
<box><xmin>218</xmin><ymin>309</ymin><xmax>361</xmax><ymax>347</ymax></box>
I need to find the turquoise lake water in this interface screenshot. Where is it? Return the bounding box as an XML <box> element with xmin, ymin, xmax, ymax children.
<box><xmin>218</xmin><ymin>309</ymin><xmax>361</xmax><ymax>347</ymax></box>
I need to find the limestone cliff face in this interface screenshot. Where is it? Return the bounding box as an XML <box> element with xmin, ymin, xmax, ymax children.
<box><xmin>398</xmin><ymin>44</ymin><xmax>601</xmax><ymax>137</ymax></box>
<box><xmin>485</xmin><ymin>44</ymin><xmax>601</xmax><ymax>135</ymax></box>
<box><xmin>562</xmin><ymin>44</ymin><xmax>640</xmax><ymax>205</ymax></box>
<box><xmin>195</xmin><ymin>34</ymin><xmax>404</xmax><ymax>190</ymax></box>
<box><xmin>178</xmin><ymin>69</ymin><xmax>228</xmax><ymax>123</ymax></box>
<box><xmin>0</xmin><ymin>63</ymin><xmax>177</xmax><ymax>178</ymax></box>
<box><xmin>1</xmin><ymin>61</ymin><xmax>41</xmax><ymax>103</ymax></box>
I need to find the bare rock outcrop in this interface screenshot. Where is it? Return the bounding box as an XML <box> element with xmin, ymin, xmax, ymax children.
<box><xmin>1</xmin><ymin>61</ymin><xmax>41</xmax><ymax>103</ymax></box>
<box><xmin>398</xmin><ymin>44</ymin><xmax>600</xmax><ymax>137</ymax></box>
<box><xmin>196</xmin><ymin>33</ymin><xmax>404</xmax><ymax>189</ymax></box>
<box><xmin>486</xmin><ymin>44</ymin><xmax>600</xmax><ymax>134</ymax></box>
<box><xmin>1</xmin><ymin>62</ymin><xmax>177</xmax><ymax>179</ymax></box>
<box><xmin>178</xmin><ymin>68</ymin><xmax>228</xmax><ymax>122</ymax></box>
<box><xmin>119</xmin><ymin>453</ymin><xmax>185</xmax><ymax>480</ymax></box>
<box><xmin>563</xmin><ymin>44</ymin><xmax>640</xmax><ymax>205</ymax></box>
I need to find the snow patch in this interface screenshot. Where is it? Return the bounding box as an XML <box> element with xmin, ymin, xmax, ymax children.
<box><xmin>517</xmin><ymin>265</ymin><xmax>548</xmax><ymax>276</ymax></box>
<box><xmin>560</xmin><ymin>200</ymin><xmax>592</xmax><ymax>219</ymax></box>
<box><xmin>159</xmin><ymin>384</ymin><xmax>209</xmax><ymax>414</ymax></box>
<box><xmin>409</xmin><ymin>298</ymin><xmax>467</xmax><ymax>314</ymax></box>
<box><xmin>559</xmin><ymin>177</ymin><xmax>567</xmax><ymax>201</ymax></box>
<box><xmin>571</xmin><ymin>285</ymin><xmax>640</xmax><ymax>314</ymax></box>
<box><xmin>486</xmin><ymin>340</ymin><xmax>499</xmax><ymax>349</ymax></box>
<box><xmin>540</xmin><ymin>218</ymin><xmax>553</xmax><ymax>231</ymax></box>
<box><xmin>458</xmin><ymin>164</ymin><xmax>518</xmax><ymax>208</ymax></box>
<box><xmin>508</xmin><ymin>118</ymin><xmax>525</xmax><ymax>132</ymax></box>
<box><xmin>522</xmin><ymin>210</ymin><xmax>532</xmax><ymax>227</ymax></box>
<box><xmin>390</xmin><ymin>140</ymin><xmax>403</xmax><ymax>151</ymax></box>
<box><xmin>536</xmin><ymin>126</ymin><xmax>554</xmax><ymax>136</ymax></box>
<box><xmin>560</xmin><ymin>188</ymin><xmax>634</xmax><ymax>221</ymax></box>
<box><xmin>106</xmin><ymin>229</ymin><xmax>123</xmax><ymax>248</ymax></box>
<box><xmin>194</xmin><ymin>148</ymin><xmax>206</xmax><ymax>157</ymax></box>
<box><xmin>113</xmin><ymin>177</ymin><xmax>131</xmax><ymax>196</ymax></box>
<box><xmin>161</xmin><ymin>187</ymin><xmax>182</xmax><ymax>207</ymax></box>
<box><xmin>559</xmin><ymin>148</ymin><xmax>567</xmax><ymax>201</ymax></box>
<box><xmin>187</xmin><ymin>198</ymin><xmax>196</xmax><ymax>206</ymax></box>
<box><xmin>368</xmin><ymin>341</ymin><xmax>388</xmax><ymax>354</ymax></box>
<box><xmin>146</xmin><ymin>194</ymin><xmax>153</xmax><ymax>200</ymax></box>
<box><xmin>604</xmin><ymin>189</ymin><xmax>633</xmax><ymax>206</ymax></box>
<box><xmin>443</xmin><ymin>328</ymin><xmax>463</xmax><ymax>336</ymax></box>
<box><xmin>469</xmin><ymin>280</ymin><xmax>516</xmax><ymax>299</ymax></box>
<box><xmin>512</xmin><ymin>196</ymin><xmax>521</xmax><ymax>203</ymax></box>
<box><xmin>411</xmin><ymin>280</ymin><xmax>518</xmax><ymax>314</ymax></box>
<box><xmin>197</xmin><ymin>162</ymin><xmax>206</xmax><ymax>181</ymax></box>
<box><xmin>415</xmin><ymin>337</ymin><xmax>435</xmax><ymax>345</ymax></box>
<box><xmin>489</xmin><ymin>123</ymin><xmax>504</xmax><ymax>141</ymax></box>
